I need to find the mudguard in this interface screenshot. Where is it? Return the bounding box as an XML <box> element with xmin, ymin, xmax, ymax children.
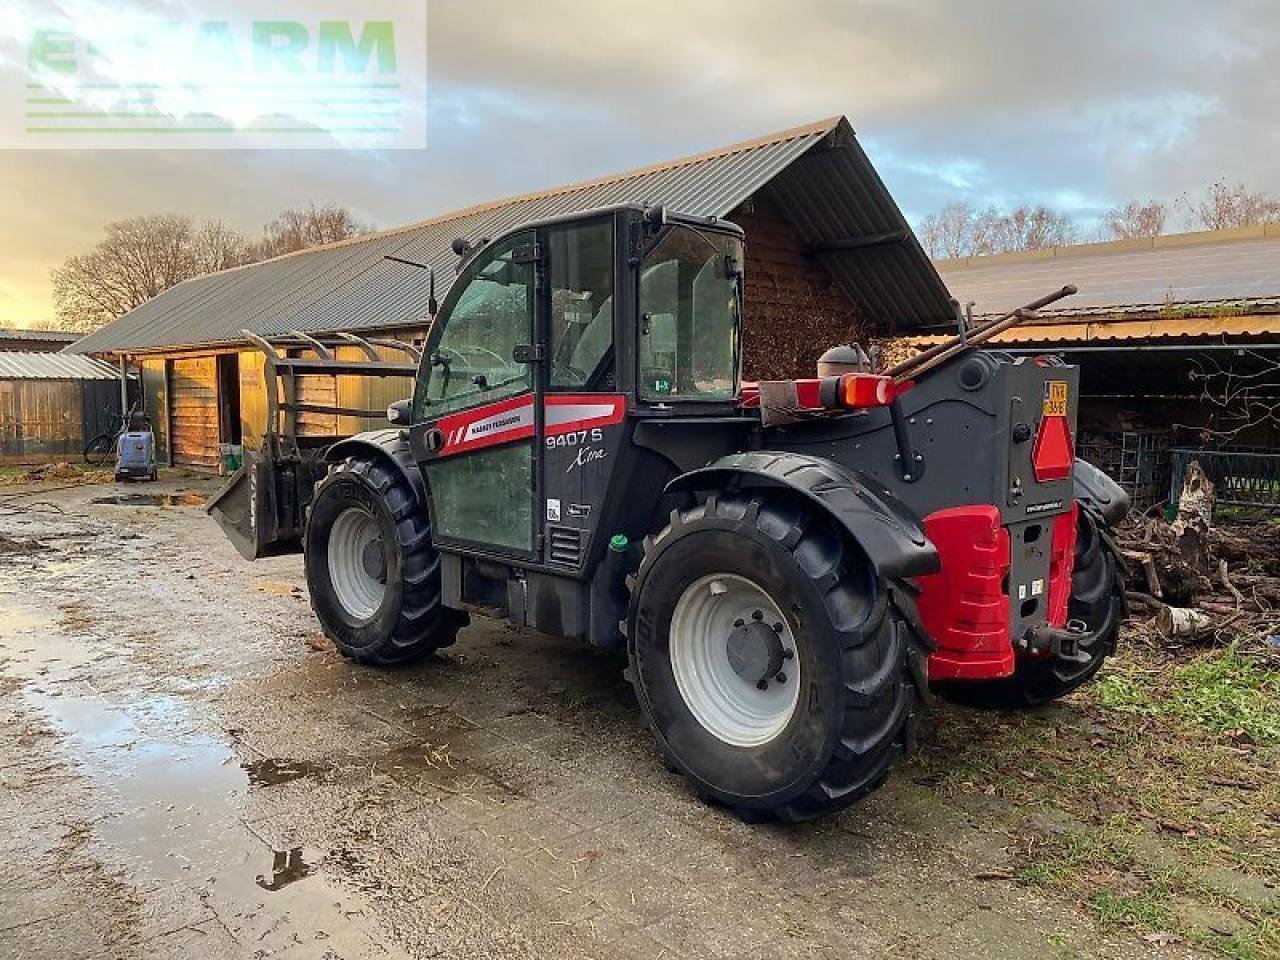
<box><xmin>1073</xmin><ymin>457</ymin><xmax>1130</xmax><ymax>528</ymax></box>
<box><xmin>665</xmin><ymin>451</ymin><xmax>940</xmax><ymax>581</ymax></box>
<box><xmin>325</xmin><ymin>429</ymin><xmax>428</xmax><ymax>503</ymax></box>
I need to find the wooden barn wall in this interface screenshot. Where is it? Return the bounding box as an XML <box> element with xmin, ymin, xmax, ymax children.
<box><xmin>0</xmin><ymin>379</ymin><xmax>84</xmax><ymax>464</ymax></box>
<box><xmin>232</xmin><ymin>331</ymin><xmax>425</xmax><ymax>452</ymax></box>
<box><xmin>731</xmin><ymin>194</ymin><xmax>861</xmax><ymax>381</ymax></box>
<box><xmin>140</xmin><ymin>357</ymin><xmax>169</xmax><ymax>463</ymax></box>
<box><xmin>238</xmin><ymin>350</ymin><xmax>267</xmax><ymax>453</ymax></box>
<box><xmin>168</xmin><ymin>356</ymin><xmax>219</xmax><ymax>468</ymax></box>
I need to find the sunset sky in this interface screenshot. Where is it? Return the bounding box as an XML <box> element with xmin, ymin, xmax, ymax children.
<box><xmin>0</xmin><ymin>0</ymin><xmax>1274</xmax><ymax>328</ymax></box>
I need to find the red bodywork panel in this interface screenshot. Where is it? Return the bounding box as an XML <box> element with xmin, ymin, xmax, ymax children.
<box><xmin>1046</xmin><ymin>505</ymin><xmax>1078</xmax><ymax>628</ymax></box>
<box><xmin>918</xmin><ymin>504</ymin><xmax>1080</xmax><ymax>680</ymax></box>
<box><xmin>918</xmin><ymin>505</ymin><xmax>1015</xmax><ymax>682</ymax></box>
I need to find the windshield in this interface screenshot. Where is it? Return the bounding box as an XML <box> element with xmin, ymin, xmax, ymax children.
<box><xmin>412</xmin><ymin>233</ymin><xmax>534</xmax><ymax>419</ymax></box>
<box><xmin>638</xmin><ymin>225</ymin><xmax>741</xmax><ymax>401</ymax></box>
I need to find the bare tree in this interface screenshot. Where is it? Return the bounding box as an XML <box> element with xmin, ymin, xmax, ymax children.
<box><xmin>1105</xmin><ymin>200</ymin><xmax>1167</xmax><ymax>239</ymax></box>
<box><xmin>920</xmin><ymin>202</ymin><xmax>1076</xmax><ymax>258</ymax></box>
<box><xmin>919</xmin><ymin>201</ymin><xmax>976</xmax><ymax>259</ymax></box>
<box><xmin>192</xmin><ymin>219</ymin><xmax>252</xmax><ymax>273</ymax></box>
<box><xmin>51</xmin><ymin>214</ymin><xmax>245</xmax><ymax>332</ymax></box>
<box><xmin>1183</xmin><ymin>180</ymin><xmax>1280</xmax><ymax>231</ymax></box>
<box><xmin>254</xmin><ymin>203</ymin><xmax>370</xmax><ymax>259</ymax></box>
<box><xmin>971</xmin><ymin>205</ymin><xmax>1076</xmax><ymax>255</ymax></box>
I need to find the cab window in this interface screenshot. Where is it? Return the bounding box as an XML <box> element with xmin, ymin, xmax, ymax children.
<box><xmin>413</xmin><ymin>233</ymin><xmax>534</xmax><ymax>419</ymax></box>
<box><xmin>547</xmin><ymin>219</ymin><xmax>614</xmax><ymax>389</ymax></box>
<box><xmin>638</xmin><ymin>226</ymin><xmax>741</xmax><ymax>400</ymax></box>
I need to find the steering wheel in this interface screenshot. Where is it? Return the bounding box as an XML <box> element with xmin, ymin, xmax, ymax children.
<box><xmin>453</xmin><ymin>344</ymin><xmax>507</xmax><ymax>367</ymax></box>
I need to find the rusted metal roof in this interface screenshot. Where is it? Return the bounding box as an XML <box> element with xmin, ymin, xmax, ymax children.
<box><xmin>934</xmin><ymin>227</ymin><xmax>1280</xmax><ymax>333</ymax></box>
<box><xmin>69</xmin><ymin>116</ymin><xmax>954</xmax><ymax>355</ymax></box>
<box><xmin>902</xmin><ymin>313</ymin><xmax>1280</xmax><ymax>349</ymax></box>
<box><xmin>0</xmin><ymin>351</ymin><xmax>120</xmax><ymax>380</ymax></box>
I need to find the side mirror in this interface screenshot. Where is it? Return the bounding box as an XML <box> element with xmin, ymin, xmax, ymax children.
<box><xmin>387</xmin><ymin>399</ymin><xmax>412</xmax><ymax>426</ymax></box>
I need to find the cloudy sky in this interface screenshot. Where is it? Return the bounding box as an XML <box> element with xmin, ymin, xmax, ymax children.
<box><xmin>0</xmin><ymin>0</ymin><xmax>1275</xmax><ymax>328</ymax></box>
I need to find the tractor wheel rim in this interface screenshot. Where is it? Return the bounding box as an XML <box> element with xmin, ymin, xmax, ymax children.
<box><xmin>669</xmin><ymin>573</ymin><xmax>800</xmax><ymax>748</ymax></box>
<box><xmin>327</xmin><ymin>507</ymin><xmax>386</xmax><ymax>621</ymax></box>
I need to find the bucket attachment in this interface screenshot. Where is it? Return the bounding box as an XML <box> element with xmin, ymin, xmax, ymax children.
<box><xmin>206</xmin><ymin>445</ymin><xmax>317</xmax><ymax>560</ymax></box>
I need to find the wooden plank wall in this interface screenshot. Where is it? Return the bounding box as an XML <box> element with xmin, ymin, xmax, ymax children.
<box><xmin>169</xmin><ymin>356</ymin><xmax>219</xmax><ymax>468</ymax></box>
<box><xmin>0</xmin><ymin>379</ymin><xmax>84</xmax><ymax>463</ymax></box>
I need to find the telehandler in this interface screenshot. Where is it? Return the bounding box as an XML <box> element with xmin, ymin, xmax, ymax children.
<box><xmin>210</xmin><ymin>203</ymin><xmax>1129</xmax><ymax>821</ymax></box>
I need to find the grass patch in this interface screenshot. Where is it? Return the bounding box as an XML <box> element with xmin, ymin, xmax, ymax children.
<box><xmin>909</xmin><ymin>631</ymin><xmax>1280</xmax><ymax>958</ymax></box>
<box><xmin>1090</xmin><ymin>884</ymin><xmax>1176</xmax><ymax>928</ymax></box>
<box><xmin>1094</xmin><ymin>642</ymin><xmax>1280</xmax><ymax>744</ymax></box>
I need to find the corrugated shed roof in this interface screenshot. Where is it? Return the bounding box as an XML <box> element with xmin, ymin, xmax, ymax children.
<box><xmin>0</xmin><ymin>328</ymin><xmax>78</xmax><ymax>342</ymax></box>
<box><xmin>936</xmin><ymin>226</ymin><xmax>1280</xmax><ymax>326</ymax></box>
<box><xmin>0</xmin><ymin>352</ymin><xmax>120</xmax><ymax>380</ymax></box>
<box><xmin>69</xmin><ymin>116</ymin><xmax>954</xmax><ymax>354</ymax></box>
<box><xmin>902</xmin><ymin>314</ymin><xmax>1280</xmax><ymax>349</ymax></box>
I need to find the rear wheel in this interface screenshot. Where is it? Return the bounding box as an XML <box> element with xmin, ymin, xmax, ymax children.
<box><xmin>626</xmin><ymin>494</ymin><xmax>918</xmax><ymax>822</ymax></box>
<box><xmin>305</xmin><ymin>455</ymin><xmax>461</xmax><ymax>666</ymax></box>
<box><xmin>940</xmin><ymin>510</ymin><xmax>1124</xmax><ymax>707</ymax></box>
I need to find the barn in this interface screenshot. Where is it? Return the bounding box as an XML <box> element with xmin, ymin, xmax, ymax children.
<box><xmin>0</xmin><ymin>353</ymin><xmax>123</xmax><ymax>464</ymax></box>
<box><xmin>66</xmin><ymin>116</ymin><xmax>953</xmax><ymax>470</ymax></box>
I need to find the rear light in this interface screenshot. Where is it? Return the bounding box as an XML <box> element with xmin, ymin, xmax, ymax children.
<box><xmin>838</xmin><ymin>374</ymin><xmax>909</xmax><ymax>408</ymax></box>
<box><xmin>1032</xmin><ymin>414</ymin><xmax>1073</xmax><ymax>482</ymax></box>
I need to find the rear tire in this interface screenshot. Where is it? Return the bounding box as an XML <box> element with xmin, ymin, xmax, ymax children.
<box><xmin>626</xmin><ymin>493</ymin><xmax>918</xmax><ymax>822</ymax></box>
<box><xmin>305</xmin><ymin>455</ymin><xmax>461</xmax><ymax>666</ymax></box>
<box><xmin>938</xmin><ymin>509</ymin><xmax>1124</xmax><ymax>708</ymax></box>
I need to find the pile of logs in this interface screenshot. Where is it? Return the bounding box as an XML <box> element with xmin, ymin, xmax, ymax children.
<box><xmin>1117</xmin><ymin>460</ymin><xmax>1280</xmax><ymax>644</ymax></box>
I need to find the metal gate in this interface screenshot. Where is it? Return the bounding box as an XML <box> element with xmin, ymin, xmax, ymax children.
<box><xmin>169</xmin><ymin>357</ymin><xmax>219</xmax><ymax>469</ymax></box>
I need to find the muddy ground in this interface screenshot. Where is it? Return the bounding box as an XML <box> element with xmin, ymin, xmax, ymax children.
<box><xmin>0</xmin><ymin>473</ymin><xmax>1275</xmax><ymax>960</ymax></box>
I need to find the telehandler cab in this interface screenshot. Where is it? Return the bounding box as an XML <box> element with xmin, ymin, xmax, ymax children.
<box><xmin>210</xmin><ymin>203</ymin><xmax>1129</xmax><ymax>822</ymax></box>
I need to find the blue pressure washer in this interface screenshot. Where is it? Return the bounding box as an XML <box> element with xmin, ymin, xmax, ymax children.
<box><xmin>114</xmin><ymin>410</ymin><xmax>157</xmax><ymax>482</ymax></box>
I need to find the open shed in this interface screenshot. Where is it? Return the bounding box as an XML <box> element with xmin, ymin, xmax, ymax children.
<box><xmin>0</xmin><ymin>352</ymin><xmax>123</xmax><ymax>464</ymax></box>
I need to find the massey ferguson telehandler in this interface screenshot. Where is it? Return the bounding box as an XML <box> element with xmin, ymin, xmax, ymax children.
<box><xmin>210</xmin><ymin>203</ymin><xmax>1129</xmax><ymax>822</ymax></box>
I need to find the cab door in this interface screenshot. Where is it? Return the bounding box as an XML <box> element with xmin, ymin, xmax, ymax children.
<box><xmin>410</xmin><ymin>231</ymin><xmax>542</xmax><ymax>559</ymax></box>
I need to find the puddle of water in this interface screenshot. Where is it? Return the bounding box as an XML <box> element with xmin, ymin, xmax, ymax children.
<box><xmin>0</xmin><ymin>545</ymin><xmax>416</xmax><ymax>958</ymax></box>
<box><xmin>243</xmin><ymin>757</ymin><xmax>332</xmax><ymax>787</ymax></box>
<box><xmin>90</xmin><ymin>493</ymin><xmax>206</xmax><ymax>508</ymax></box>
<box><xmin>256</xmin><ymin>846</ymin><xmax>322</xmax><ymax>891</ymax></box>
<box><xmin>1</xmin><ymin>589</ymin><xmax>251</xmax><ymax>880</ymax></box>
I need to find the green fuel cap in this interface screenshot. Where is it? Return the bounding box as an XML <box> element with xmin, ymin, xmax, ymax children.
<box><xmin>609</xmin><ymin>534</ymin><xmax>629</xmax><ymax>552</ymax></box>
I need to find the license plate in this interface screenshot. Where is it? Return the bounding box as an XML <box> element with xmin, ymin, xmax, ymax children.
<box><xmin>1042</xmin><ymin>380</ymin><xmax>1068</xmax><ymax>417</ymax></box>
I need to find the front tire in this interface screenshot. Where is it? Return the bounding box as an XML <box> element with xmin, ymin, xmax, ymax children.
<box><xmin>305</xmin><ymin>455</ymin><xmax>461</xmax><ymax>666</ymax></box>
<box><xmin>626</xmin><ymin>494</ymin><xmax>918</xmax><ymax>822</ymax></box>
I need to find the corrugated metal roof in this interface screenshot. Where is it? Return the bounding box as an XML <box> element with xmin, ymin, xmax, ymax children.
<box><xmin>69</xmin><ymin>116</ymin><xmax>954</xmax><ymax>354</ymax></box>
<box><xmin>936</xmin><ymin>227</ymin><xmax>1280</xmax><ymax>326</ymax></box>
<box><xmin>0</xmin><ymin>352</ymin><xmax>121</xmax><ymax>380</ymax></box>
<box><xmin>0</xmin><ymin>328</ymin><xmax>78</xmax><ymax>342</ymax></box>
<box><xmin>902</xmin><ymin>313</ymin><xmax>1280</xmax><ymax>348</ymax></box>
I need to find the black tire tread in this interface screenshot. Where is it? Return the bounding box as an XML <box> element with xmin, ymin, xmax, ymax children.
<box><xmin>627</xmin><ymin>493</ymin><xmax>919</xmax><ymax>823</ymax></box>
<box><xmin>307</xmin><ymin>454</ymin><xmax>460</xmax><ymax>667</ymax></box>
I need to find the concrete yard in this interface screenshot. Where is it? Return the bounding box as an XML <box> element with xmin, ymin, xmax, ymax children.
<box><xmin>0</xmin><ymin>473</ymin><xmax>1273</xmax><ymax>960</ymax></box>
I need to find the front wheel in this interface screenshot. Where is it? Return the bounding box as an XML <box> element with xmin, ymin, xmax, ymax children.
<box><xmin>304</xmin><ymin>455</ymin><xmax>461</xmax><ymax>666</ymax></box>
<box><xmin>626</xmin><ymin>494</ymin><xmax>918</xmax><ymax>822</ymax></box>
